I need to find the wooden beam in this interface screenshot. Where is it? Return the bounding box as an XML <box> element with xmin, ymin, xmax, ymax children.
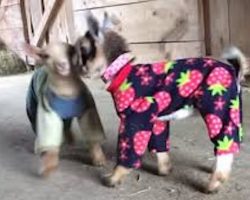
<box><xmin>64</xmin><ymin>0</ymin><xmax>75</xmax><ymax>43</ymax></box>
<box><xmin>20</xmin><ymin>0</ymin><xmax>29</xmax><ymax>42</ymax></box>
<box><xmin>31</xmin><ymin>0</ymin><xmax>63</xmax><ymax>46</ymax></box>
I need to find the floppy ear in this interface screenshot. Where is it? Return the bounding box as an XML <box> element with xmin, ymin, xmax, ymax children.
<box><xmin>86</xmin><ymin>11</ymin><xmax>100</xmax><ymax>39</ymax></box>
<box><xmin>22</xmin><ymin>43</ymin><xmax>49</xmax><ymax>62</ymax></box>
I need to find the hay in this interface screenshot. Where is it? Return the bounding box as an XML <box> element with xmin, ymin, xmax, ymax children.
<box><xmin>0</xmin><ymin>40</ymin><xmax>27</xmax><ymax>76</ymax></box>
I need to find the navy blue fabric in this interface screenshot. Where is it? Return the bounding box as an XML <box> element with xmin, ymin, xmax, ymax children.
<box><xmin>109</xmin><ymin>58</ymin><xmax>243</xmax><ymax>169</ymax></box>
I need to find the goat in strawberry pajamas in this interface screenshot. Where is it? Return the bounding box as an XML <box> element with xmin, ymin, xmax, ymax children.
<box><xmin>75</xmin><ymin>12</ymin><xmax>249</xmax><ymax>193</ymax></box>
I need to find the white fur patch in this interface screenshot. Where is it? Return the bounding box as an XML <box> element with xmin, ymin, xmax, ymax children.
<box><xmin>158</xmin><ymin>107</ymin><xmax>195</xmax><ymax>121</ymax></box>
<box><xmin>215</xmin><ymin>154</ymin><xmax>234</xmax><ymax>173</ymax></box>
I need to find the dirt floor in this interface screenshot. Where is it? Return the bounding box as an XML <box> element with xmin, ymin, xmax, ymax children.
<box><xmin>0</xmin><ymin>74</ymin><xmax>249</xmax><ymax>200</ymax></box>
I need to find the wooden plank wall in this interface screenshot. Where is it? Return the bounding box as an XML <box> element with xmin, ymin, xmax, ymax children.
<box><xmin>206</xmin><ymin>0</ymin><xmax>250</xmax><ymax>56</ymax></box>
<box><xmin>229</xmin><ymin>0</ymin><xmax>250</xmax><ymax>56</ymax></box>
<box><xmin>72</xmin><ymin>0</ymin><xmax>205</xmax><ymax>62</ymax></box>
<box><xmin>2</xmin><ymin>0</ymin><xmax>250</xmax><ymax>65</ymax></box>
<box><xmin>0</xmin><ymin>0</ymin><xmax>26</xmax><ymax>59</ymax></box>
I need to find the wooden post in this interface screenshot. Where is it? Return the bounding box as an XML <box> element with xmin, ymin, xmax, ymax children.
<box><xmin>204</xmin><ymin>0</ymin><xmax>230</xmax><ymax>56</ymax></box>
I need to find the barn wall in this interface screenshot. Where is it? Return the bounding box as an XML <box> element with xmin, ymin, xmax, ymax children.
<box><xmin>0</xmin><ymin>0</ymin><xmax>26</xmax><ymax>59</ymax></box>
<box><xmin>19</xmin><ymin>0</ymin><xmax>206</xmax><ymax>64</ymax></box>
<box><xmin>72</xmin><ymin>0</ymin><xmax>205</xmax><ymax>62</ymax></box>
<box><xmin>2</xmin><ymin>0</ymin><xmax>250</xmax><ymax>65</ymax></box>
<box><xmin>206</xmin><ymin>0</ymin><xmax>250</xmax><ymax>56</ymax></box>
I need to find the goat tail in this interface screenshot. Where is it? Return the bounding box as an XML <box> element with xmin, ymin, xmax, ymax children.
<box><xmin>222</xmin><ymin>46</ymin><xmax>249</xmax><ymax>81</ymax></box>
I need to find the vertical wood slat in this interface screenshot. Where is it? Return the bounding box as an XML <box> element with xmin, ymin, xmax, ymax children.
<box><xmin>64</xmin><ymin>0</ymin><xmax>75</xmax><ymax>43</ymax></box>
<box><xmin>29</xmin><ymin>0</ymin><xmax>43</xmax><ymax>32</ymax></box>
<box><xmin>197</xmin><ymin>0</ymin><xmax>205</xmax><ymax>55</ymax></box>
<box><xmin>229</xmin><ymin>0</ymin><xmax>250</xmax><ymax>55</ymax></box>
<box><xmin>206</xmin><ymin>0</ymin><xmax>230</xmax><ymax>56</ymax></box>
<box><xmin>20</xmin><ymin>0</ymin><xmax>29</xmax><ymax>42</ymax></box>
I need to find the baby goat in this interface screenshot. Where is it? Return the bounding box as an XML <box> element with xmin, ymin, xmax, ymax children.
<box><xmin>76</xmin><ymin>12</ymin><xmax>248</xmax><ymax>193</ymax></box>
<box><xmin>25</xmin><ymin>42</ymin><xmax>106</xmax><ymax>176</ymax></box>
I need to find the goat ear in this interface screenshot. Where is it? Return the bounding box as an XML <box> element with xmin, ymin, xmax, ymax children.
<box><xmin>86</xmin><ymin>11</ymin><xmax>100</xmax><ymax>38</ymax></box>
<box><xmin>102</xmin><ymin>12</ymin><xmax>121</xmax><ymax>31</ymax></box>
<box><xmin>22</xmin><ymin>43</ymin><xmax>49</xmax><ymax>62</ymax></box>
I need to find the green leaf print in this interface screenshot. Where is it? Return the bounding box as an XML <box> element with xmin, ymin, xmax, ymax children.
<box><xmin>208</xmin><ymin>83</ymin><xmax>227</xmax><ymax>96</ymax></box>
<box><xmin>217</xmin><ymin>136</ymin><xmax>233</xmax><ymax>151</ymax></box>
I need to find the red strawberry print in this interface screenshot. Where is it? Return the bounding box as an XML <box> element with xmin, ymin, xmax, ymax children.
<box><xmin>154</xmin><ymin>91</ymin><xmax>171</xmax><ymax>113</ymax></box>
<box><xmin>114</xmin><ymin>80</ymin><xmax>135</xmax><ymax>112</ymax></box>
<box><xmin>152</xmin><ymin>61</ymin><xmax>175</xmax><ymax>75</ymax></box>
<box><xmin>152</xmin><ymin>62</ymin><xmax>164</xmax><ymax>75</ymax></box>
<box><xmin>176</xmin><ymin>70</ymin><xmax>203</xmax><ymax>97</ymax></box>
<box><xmin>131</xmin><ymin>96</ymin><xmax>154</xmax><ymax>113</ymax></box>
<box><xmin>133</xmin><ymin>131</ymin><xmax>151</xmax><ymax>156</ymax></box>
<box><xmin>206</xmin><ymin>67</ymin><xmax>232</xmax><ymax>96</ymax></box>
<box><xmin>205</xmin><ymin>114</ymin><xmax>223</xmax><ymax>138</ymax></box>
<box><xmin>153</xmin><ymin>120</ymin><xmax>166</xmax><ymax>135</ymax></box>
<box><xmin>230</xmin><ymin>97</ymin><xmax>240</xmax><ymax>126</ymax></box>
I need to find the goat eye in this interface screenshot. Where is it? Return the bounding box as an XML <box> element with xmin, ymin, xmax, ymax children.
<box><xmin>38</xmin><ymin>53</ymin><xmax>49</xmax><ymax>60</ymax></box>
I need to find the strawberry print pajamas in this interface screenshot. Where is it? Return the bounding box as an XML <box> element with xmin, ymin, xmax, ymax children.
<box><xmin>103</xmin><ymin>54</ymin><xmax>243</xmax><ymax>169</ymax></box>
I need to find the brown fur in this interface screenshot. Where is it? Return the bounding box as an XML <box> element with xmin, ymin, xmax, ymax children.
<box><xmin>103</xmin><ymin>31</ymin><xmax>130</xmax><ymax>65</ymax></box>
<box><xmin>40</xmin><ymin>150</ymin><xmax>59</xmax><ymax>177</ymax></box>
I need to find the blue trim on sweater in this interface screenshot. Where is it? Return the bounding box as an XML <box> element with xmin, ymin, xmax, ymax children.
<box><xmin>46</xmin><ymin>88</ymin><xmax>85</xmax><ymax>119</ymax></box>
